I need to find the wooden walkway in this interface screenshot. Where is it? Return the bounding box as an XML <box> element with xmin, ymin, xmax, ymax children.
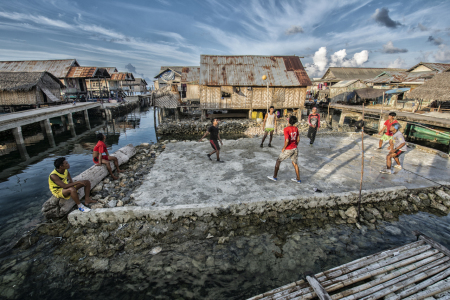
<box><xmin>249</xmin><ymin>232</ymin><xmax>450</xmax><ymax>300</ymax></box>
<box><xmin>0</xmin><ymin>102</ymin><xmax>100</xmax><ymax>132</ymax></box>
<box><xmin>330</xmin><ymin>104</ymin><xmax>450</xmax><ymax>128</ymax></box>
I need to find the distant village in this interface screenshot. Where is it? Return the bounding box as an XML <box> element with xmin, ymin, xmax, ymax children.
<box><xmin>0</xmin><ymin>56</ymin><xmax>449</xmax><ymax>116</ymax></box>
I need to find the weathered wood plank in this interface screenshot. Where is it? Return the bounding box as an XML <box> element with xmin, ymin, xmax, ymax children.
<box><xmin>353</xmin><ymin>262</ymin><xmax>450</xmax><ymax>300</ymax></box>
<box><xmin>297</xmin><ymin>250</ymin><xmax>441</xmax><ymax>300</ymax></box>
<box><xmin>388</xmin><ymin>267</ymin><xmax>450</xmax><ymax>299</ymax></box>
<box><xmin>268</xmin><ymin>243</ymin><xmax>429</xmax><ymax>300</ymax></box>
<box><xmin>403</xmin><ymin>279</ymin><xmax>450</xmax><ymax>300</ymax></box>
<box><xmin>333</xmin><ymin>254</ymin><xmax>448</xmax><ymax>300</ymax></box>
<box><xmin>306</xmin><ymin>275</ymin><xmax>332</xmax><ymax>300</ymax></box>
<box><xmin>414</xmin><ymin>231</ymin><xmax>450</xmax><ymax>258</ymax></box>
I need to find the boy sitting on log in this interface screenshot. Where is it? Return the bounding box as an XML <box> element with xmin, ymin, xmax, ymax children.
<box><xmin>93</xmin><ymin>133</ymin><xmax>124</xmax><ymax>180</ymax></box>
<box><xmin>48</xmin><ymin>157</ymin><xmax>96</xmax><ymax>213</ymax></box>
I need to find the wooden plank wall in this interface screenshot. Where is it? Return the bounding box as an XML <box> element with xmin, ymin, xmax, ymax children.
<box><xmin>200</xmin><ymin>86</ymin><xmax>306</xmax><ymax>110</ymax></box>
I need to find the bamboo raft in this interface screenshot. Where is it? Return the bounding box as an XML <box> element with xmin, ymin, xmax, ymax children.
<box><xmin>249</xmin><ymin>232</ymin><xmax>450</xmax><ymax>300</ymax></box>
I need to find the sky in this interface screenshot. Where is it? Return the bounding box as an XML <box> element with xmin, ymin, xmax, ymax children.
<box><xmin>1</xmin><ymin>0</ymin><xmax>450</xmax><ymax>86</ymax></box>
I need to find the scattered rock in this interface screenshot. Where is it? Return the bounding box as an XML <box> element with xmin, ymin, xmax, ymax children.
<box><xmin>150</xmin><ymin>247</ymin><xmax>162</xmax><ymax>255</ymax></box>
<box><xmin>338</xmin><ymin>210</ymin><xmax>347</xmax><ymax>219</ymax></box>
<box><xmin>218</xmin><ymin>237</ymin><xmax>229</xmax><ymax>244</ymax></box>
<box><xmin>384</xmin><ymin>226</ymin><xmax>402</xmax><ymax>235</ymax></box>
<box><xmin>108</xmin><ymin>200</ymin><xmax>118</xmax><ymax>208</ymax></box>
<box><xmin>206</xmin><ymin>233</ymin><xmax>214</xmax><ymax>239</ymax></box>
<box><xmin>430</xmin><ymin>200</ymin><xmax>449</xmax><ymax>213</ymax></box>
<box><xmin>345</xmin><ymin>206</ymin><xmax>358</xmax><ymax>219</ymax></box>
<box><xmin>418</xmin><ymin>193</ymin><xmax>429</xmax><ymax>201</ymax></box>
<box><xmin>90</xmin><ymin>203</ymin><xmax>104</xmax><ymax>209</ymax></box>
<box><xmin>116</xmin><ymin>200</ymin><xmax>124</xmax><ymax>207</ymax></box>
<box><xmin>436</xmin><ymin>190</ymin><xmax>450</xmax><ymax>202</ymax></box>
<box><xmin>92</xmin><ymin>183</ymin><xmax>103</xmax><ymax>193</ymax></box>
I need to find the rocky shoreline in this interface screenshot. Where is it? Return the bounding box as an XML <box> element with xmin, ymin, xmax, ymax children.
<box><xmin>156</xmin><ymin>117</ymin><xmax>336</xmax><ymax>137</ymax></box>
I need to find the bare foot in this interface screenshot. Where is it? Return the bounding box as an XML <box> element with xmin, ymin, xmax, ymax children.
<box><xmin>112</xmin><ymin>176</ymin><xmax>119</xmax><ymax>180</ymax></box>
<box><xmin>85</xmin><ymin>198</ymin><xmax>97</xmax><ymax>205</ymax></box>
<box><xmin>117</xmin><ymin>169</ymin><xmax>125</xmax><ymax>173</ymax></box>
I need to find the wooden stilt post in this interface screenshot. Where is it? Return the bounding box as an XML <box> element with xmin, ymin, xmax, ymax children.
<box><xmin>12</xmin><ymin>126</ymin><xmax>30</xmax><ymax>160</ymax></box>
<box><xmin>357</xmin><ymin>103</ymin><xmax>365</xmax><ymax>222</ymax></box>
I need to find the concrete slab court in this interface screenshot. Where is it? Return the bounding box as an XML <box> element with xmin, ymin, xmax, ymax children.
<box><xmin>68</xmin><ymin>133</ymin><xmax>450</xmax><ymax>226</ymax></box>
<box><xmin>133</xmin><ymin>133</ymin><xmax>449</xmax><ymax>207</ymax></box>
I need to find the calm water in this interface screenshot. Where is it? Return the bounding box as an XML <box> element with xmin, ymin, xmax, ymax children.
<box><xmin>0</xmin><ymin>107</ymin><xmax>158</xmax><ymax>251</ymax></box>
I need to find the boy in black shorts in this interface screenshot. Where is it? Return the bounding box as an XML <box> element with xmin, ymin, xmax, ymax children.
<box><xmin>199</xmin><ymin>118</ymin><xmax>224</xmax><ymax>163</ymax></box>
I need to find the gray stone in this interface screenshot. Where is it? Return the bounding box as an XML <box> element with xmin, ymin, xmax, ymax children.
<box><xmin>117</xmin><ymin>200</ymin><xmax>124</xmax><ymax>207</ymax></box>
<box><xmin>345</xmin><ymin>206</ymin><xmax>358</xmax><ymax>219</ymax></box>
<box><xmin>384</xmin><ymin>226</ymin><xmax>402</xmax><ymax>235</ymax></box>
<box><xmin>92</xmin><ymin>183</ymin><xmax>103</xmax><ymax>193</ymax></box>
<box><xmin>338</xmin><ymin>210</ymin><xmax>347</xmax><ymax>219</ymax></box>
<box><xmin>90</xmin><ymin>258</ymin><xmax>109</xmax><ymax>272</ymax></box>
<box><xmin>430</xmin><ymin>200</ymin><xmax>449</xmax><ymax>213</ymax></box>
<box><xmin>108</xmin><ymin>200</ymin><xmax>118</xmax><ymax>208</ymax></box>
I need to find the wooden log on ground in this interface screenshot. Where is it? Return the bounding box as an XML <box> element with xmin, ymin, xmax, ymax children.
<box><xmin>41</xmin><ymin>144</ymin><xmax>136</xmax><ymax>219</ymax></box>
<box><xmin>413</xmin><ymin>231</ymin><xmax>450</xmax><ymax>258</ymax></box>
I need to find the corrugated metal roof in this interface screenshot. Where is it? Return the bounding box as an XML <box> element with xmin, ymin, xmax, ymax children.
<box><xmin>322</xmin><ymin>67</ymin><xmax>406</xmax><ymax>81</ymax></box>
<box><xmin>407</xmin><ymin>62</ymin><xmax>450</xmax><ymax>73</ymax></box>
<box><xmin>0</xmin><ymin>59</ymin><xmax>79</xmax><ymax>78</ymax></box>
<box><xmin>366</xmin><ymin>71</ymin><xmax>436</xmax><ymax>84</ymax></box>
<box><xmin>110</xmin><ymin>72</ymin><xmax>135</xmax><ymax>81</ymax></box>
<box><xmin>181</xmin><ymin>67</ymin><xmax>200</xmax><ymax>83</ymax></box>
<box><xmin>66</xmin><ymin>67</ymin><xmax>100</xmax><ymax>78</ymax></box>
<box><xmin>332</xmin><ymin>79</ymin><xmax>359</xmax><ymax>88</ymax></box>
<box><xmin>200</xmin><ymin>55</ymin><xmax>311</xmax><ymax>86</ymax></box>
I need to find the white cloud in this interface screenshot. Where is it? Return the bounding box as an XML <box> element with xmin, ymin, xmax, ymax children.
<box><xmin>434</xmin><ymin>44</ymin><xmax>450</xmax><ymax>62</ymax></box>
<box><xmin>388</xmin><ymin>57</ymin><xmax>406</xmax><ymax>68</ymax></box>
<box><xmin>306</xmin><ymin>47</ymin><xmax>369</xmax><ymax>76</ymax></box>
<box><xmin>381</xmin><ymin>41</ymin><xmax>408</xmax><ymax>53</ymax></box>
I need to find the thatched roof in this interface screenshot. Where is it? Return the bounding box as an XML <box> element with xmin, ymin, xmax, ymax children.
<box><xmin>354</xmin><ymin>88</ymin><xmax>385</xmax><ymax>99</ymax></box>
<box><xmin>0</xmin><ymin>71</ymin><xmax>65</xmax><ymax>92</ymax></box>
<box><xmin>408</xmin><ymin>72</ymin><xmax>450</xmax><ymax>101</ymax></box>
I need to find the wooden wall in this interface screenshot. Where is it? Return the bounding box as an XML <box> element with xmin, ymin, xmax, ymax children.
<box><xmin>200</xmin><ymin>86</ymin><xmax>306</xmax><ymax>110</ymax></box>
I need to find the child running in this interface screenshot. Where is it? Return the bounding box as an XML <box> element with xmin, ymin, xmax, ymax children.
<box><xmin>375</xmin><ymin>112</ymin><xmax>398</xmax><ymax>150</ymax></box>
<box><xmin>380</xmin><ymin>123</ymin><xmax>407</xmax><ymax>174</ymax></box>
<box><xmin>93</xmin><ymin>133</ymin><xmax>124</xmax><ymax>180</ymax></box>
<box><xmin>267</xmin><ymin>115</ymin><xmax>301</xmax><ymax>183</ymax></box>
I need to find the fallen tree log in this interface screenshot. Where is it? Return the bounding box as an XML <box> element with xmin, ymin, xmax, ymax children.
<box><xmin>41</xmin><ymin>144</ymin><xmax>136</xmax><ymax>219</ymax></box>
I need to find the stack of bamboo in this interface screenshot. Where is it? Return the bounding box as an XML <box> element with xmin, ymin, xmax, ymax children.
<box><xmin>248</xmin><ymin>232</ymin><xmax>450</xmax><ymax>300</ymax></box>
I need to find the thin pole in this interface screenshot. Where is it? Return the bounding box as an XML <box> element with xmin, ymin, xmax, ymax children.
<box><xmin>266</xmin><ymin>81</ymin><xmax>269</xmax><ymax>113</ymax></box>
<box><xmin>357</xmin><ymin>103</ymin><xmax>365</xmax><ymax>222</ymax></box>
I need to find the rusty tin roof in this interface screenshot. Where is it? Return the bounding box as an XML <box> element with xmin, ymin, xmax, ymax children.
<box><xmin>110</xmin><ymin>72</ymin><xmax>135</xmax><ymax>81</ymax></box>
<box><xmin>181</xmin><ymin>67</ymin><xmax>200</xmax><ymax>84</ymax></box>
<box><xmin>200</xmin><ymin>55</ymin><xmax>311</xmax><ymax>86</ymax></box>
<box><xmin>0</xmin><ymin>59</ymin><xmax>79</xmax><ymax>78</ymax></box>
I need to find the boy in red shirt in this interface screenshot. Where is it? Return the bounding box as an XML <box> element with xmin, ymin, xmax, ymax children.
<box><xmin>375</xmin><ymin>112</ymin><xmax>398</xmax><ymax>150</ymax></box>
<box><xmin>267</xmin><ymin>116</ymin><xmax>301</xmax><ymax>183</ymax></box>
<box><xmin>93</xmin><ymin>133</ymin><xmax>124</xmax><ymax>180</ymax></box>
